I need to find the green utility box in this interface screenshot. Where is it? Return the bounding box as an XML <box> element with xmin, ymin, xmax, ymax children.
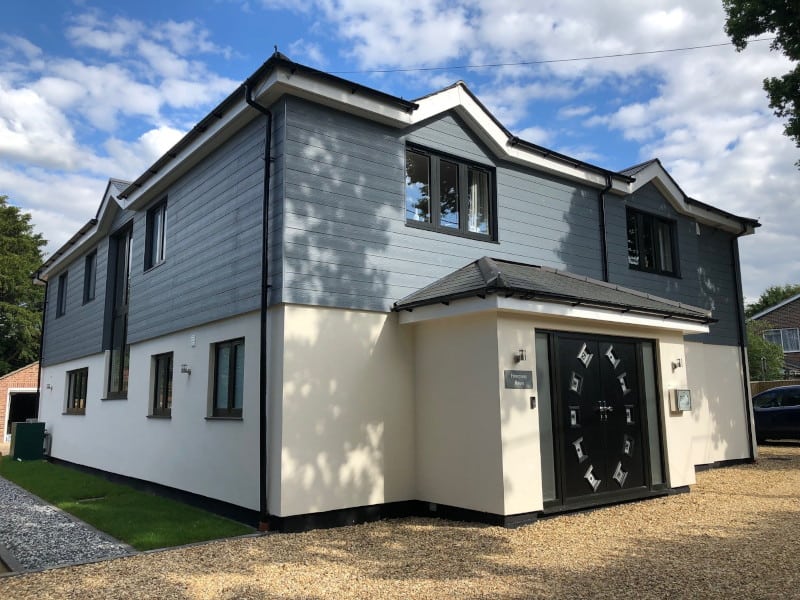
<box><xmin>10</xmin><ymin>422</ymin><xmax>46</xmax><ymax>461</ymax></box>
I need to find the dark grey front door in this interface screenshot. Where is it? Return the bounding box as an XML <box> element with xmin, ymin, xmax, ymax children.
<box><xmin>556</xmin><ymin>333</ymin><xmax>647</xmax><ymax>501</ymax></box>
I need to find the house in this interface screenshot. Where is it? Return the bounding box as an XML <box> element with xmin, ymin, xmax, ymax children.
<box><xmin>750</xmin><ymin>292</ymin><xmax>800</xmax><ymax>376</ymax></box>
<box><xmin>0</xmin><ymin>362</ymin><xmax>39</xmax><ymax>444</ymax></box>
<box><xmin>35</xmin><ymin>52</ymin><xmax>759</xmax><ymax>531</ymax></box>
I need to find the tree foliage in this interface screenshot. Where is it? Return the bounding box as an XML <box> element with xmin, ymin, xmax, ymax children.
<box><xmin>0</xmin><ymin>196</ymin><xmax>46</xmax><ymax>376</ymax></box>
<box><xmin>723</xmin><ymin>0</ymin><xmax>800</xmax><ymax>164</ymax></box>
<box><xmin>744</xmin><ymin>283</ymin><xmax>800</xmax><ymax>317</ymax></box>
<box><xmin>747</xmin><ymin>320</ymin><xmax>785</xmax><ymax>380</ymax></box>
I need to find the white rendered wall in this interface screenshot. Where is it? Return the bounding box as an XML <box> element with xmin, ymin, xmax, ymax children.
<box><xmin>39</xmin><ymin>311</ymin><xmax>265</xmax><ymax>510</ymax></box>
<box><xmin>414</xmin><ymin>312</ymin><xmax>506</xmax><ymax>515</ymax></box>
<box><xmin>275</xmin><ymin>304</ymin><xmax>415</xmax><ymax>516</ymax></box>
<box><xmin>411</xmin><ymin>311</ymin><xmax>704</xmax><ymax>517</ymax></box>
<box><xmin>685</xmin><ymin>341</ymin><xmax>751</xmax><ymax>465</ymax></box>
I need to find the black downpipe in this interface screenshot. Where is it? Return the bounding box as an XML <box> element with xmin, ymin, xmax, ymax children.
<box><xmin>245</xmin><ymin>82</ymin><xmax>273</xmax><ymax>529</ymax></box>
<box><xmin>731</xmin><ymin>231</ymin><xmax>756</xmax><ymax>460</ymax></box>
<box><xmin>33</xmin><ymin>271</ymin><xmax>48</xmax><ymax>423</ymax></box>
<box><xmin>598</xmin><ymin>174</ymin><xmax>612</xmax><ymax>282</ymax></box>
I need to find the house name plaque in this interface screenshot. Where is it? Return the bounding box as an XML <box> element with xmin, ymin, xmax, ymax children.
<box><xmin>504</xmin><ymin>370</ymin><xmax>533</xmax><ymax>389</ymax></box>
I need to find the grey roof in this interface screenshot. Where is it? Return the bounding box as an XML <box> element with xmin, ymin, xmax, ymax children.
<box><xmin>619</xmin><ymin>159</ymin><xmax>658</xmax><ymax>177</ymax></box>
<box><xmin>108</xmin><ymin>179</ymin><xmax>131</xmax><ymax>196</ymax></box>
<box><xmin>393</xmin><ymin>257</ymin><xmax>714</xmax><ymax>323</ymax></box>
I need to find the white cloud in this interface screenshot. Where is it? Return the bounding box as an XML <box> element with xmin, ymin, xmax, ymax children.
<box><xmin>514</xmin><ymin>126</ymin><xmax>552</xmax><ymax>145</ymax></box>
<box><xmin>0</xmin><ymin>11</ymin><xmax>236</xmax><ymax>257</ymax></box>
<box><xmin>66</xmin><ymin>13</ymin><xmax>144</xmax><ymax>55</ymax></box>
<box><xmin>0</xmin><ymin>81</ymin><xmax>80</xmax><ymax>169</ymax></box>
<box><xmin>288</xmin><ymin>39</ymin><xmax>327</xmax><ymax>67</ymax></box>
<box><xmin>558</xmin><ymin>105</ymin><xmax>593</xmax><ymax>119</ymax></box>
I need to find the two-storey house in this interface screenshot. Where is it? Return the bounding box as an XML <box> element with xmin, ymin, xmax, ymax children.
<box><xmin>36</xmin><ymin>53</ymin><xmax>759</xmax><ymax>531</ymax></box>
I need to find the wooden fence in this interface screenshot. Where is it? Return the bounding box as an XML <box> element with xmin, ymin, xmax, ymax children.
<box><xmin>750</xmin><ymin>379</ymin><xmax>800</xmax><ymax>396</ymax></box>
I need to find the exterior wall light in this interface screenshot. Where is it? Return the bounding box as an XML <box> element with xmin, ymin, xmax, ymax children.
<box><xmin>514</xmin><ymin>349</ymin><xmax>527</xmax><ymax>363</ymax></box>
<box><xmin>180</xmin><ymin>364</ymin><xmax>192</xmax><ymax>375</ymax></box>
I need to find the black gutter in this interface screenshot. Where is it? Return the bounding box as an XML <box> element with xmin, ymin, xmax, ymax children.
<box><xmin>598</xmin><ymin>174</ymin><xmax>612</xmax><ymax>282</ymax></box>
<box><xmin>33</xmin><ymin>270</ymin><xmax>48</xmax><ymax>420</ymax></box>
<box><xmin>731</xmin><ymin>231</ymin><xmax>756</xmax><ymax>459</ymax></box>
<box><xmin>393</xmin><ymin>287</ymin><xmax>714</xmax><ymax>324</ymax></box>
<box><xmin>244</xmin><ymin>81</ymin><xmax>273</xmax><ymax>530</ymax></box>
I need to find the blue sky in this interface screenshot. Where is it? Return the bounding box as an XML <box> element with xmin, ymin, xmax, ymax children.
<box><xmin>1</xmin><ymin>0</ymin><xmax>797</xmax><ymax>300</ymax></box>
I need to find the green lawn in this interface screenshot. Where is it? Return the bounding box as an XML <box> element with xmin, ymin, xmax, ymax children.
<box><xmin>0</xmin><ymin>457</ymin><xmax>253</xmax><ymax>550</ymax></box>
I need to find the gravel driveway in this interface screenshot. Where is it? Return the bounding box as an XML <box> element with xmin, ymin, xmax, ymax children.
<box><xmin>2</xmin><ymin>445</ymin><xmax>798</xmax><ymax>599</ymax></box>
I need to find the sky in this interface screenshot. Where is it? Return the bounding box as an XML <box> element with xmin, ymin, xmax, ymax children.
<box><xmin>1</xmin><ymin>0</ymin><xmax>797</xmax><ymax>302</ymax></box>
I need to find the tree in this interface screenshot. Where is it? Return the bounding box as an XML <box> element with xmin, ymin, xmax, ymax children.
<box><xmin>0</xmin><ymin>196</ymin><xmax>46</xmax><ymax>376</ymax></box>
<box><xmin>723</xmin><ymin>0</ymin><xmax>800</xmax><ymax>164</ymax></box>
<box><xmin>746</xmin><ymin>320</ymin><xmax>785</xmax><ymax>380</ymax></box>
<box><xmin>744</xmin><ymin>283</ymin><xmax>800</xmax><ymax>317</ymax></box>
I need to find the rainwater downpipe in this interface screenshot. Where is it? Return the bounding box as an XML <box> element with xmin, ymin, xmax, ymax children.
<box><xmin>33</xmin><ymin>270</ymin><xmax>48</xmax><ymax>425</ymax></box>
<box><xmin>244</xmin><ymin>81</ymin><xmax>273</xmax><ymax>529</ymax></box>
<box><xmin>731</xmin><ymin>228</ymin><xmax>756</xmax><ymax>460</ymax></box>
<box><xmin>598</xmin><ymin>174</ymin><xmax>612</xmax><ymax>282</ymax></box>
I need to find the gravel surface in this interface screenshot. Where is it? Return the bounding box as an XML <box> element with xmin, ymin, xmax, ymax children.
<box><xmin>1</xmin><ymin>444</ymin><xmax>799</xmax><ymax>599</ymax></box>
<box><xmin>0</xmin><ymin>476</ymin><xmax>134</xmax><ymax>570</ymax></box>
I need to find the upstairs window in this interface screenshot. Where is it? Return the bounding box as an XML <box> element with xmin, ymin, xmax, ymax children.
<box><xmin>764</xmin><ymin>328</ymin><xmax>800</xmax><ymax>352</ymax></box>
<box><xmin>56</xmin><ymin>272</ymin><xmax>68</xmax><ymax>317</ymax></box>
<box><xmin>405</xmin><ymin>147</ymin><xmax>494</xmax><ymax>240</ymax></box>
<box><xmin>145</xmin><ymin>198</ymin><xmax>167</xmax><ymax>270</ymax></box>
<box><xmin>626</xmin><ymin>208</ymin><xmax>678</xmax><ymax>276</ymax></box>
<box><xmin>83</xmin><ymin>250</ymin><xmax>97</xmax><ymax>304</ymax></box>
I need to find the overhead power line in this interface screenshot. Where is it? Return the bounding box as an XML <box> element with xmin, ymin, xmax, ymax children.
<box><xmin>329</xmin><ymin>37</ymin><xmax>776</xmax><ymax>74</ymax></box>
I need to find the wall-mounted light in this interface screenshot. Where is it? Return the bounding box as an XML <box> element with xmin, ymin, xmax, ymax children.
<box><xmin>45</xmin><ymin>384</ymin><xmax>53</xmax><ymax>390</ymax></box>
<box><xmin>514</xmin><ymin>349</ymin><xmax>527</xmax><ymax>363</ymax></box>
<box><xmin>671</xmin><ymin>358</ymin><xmax>683</xmax><ymax>372</ymax></box>
<box><xmin>180</xmin><ymin>364</ymin><xmax>192</xmax><ymax>375</ymax></box>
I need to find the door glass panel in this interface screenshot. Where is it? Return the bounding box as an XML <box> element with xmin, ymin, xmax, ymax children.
<box><xmin>535</xmin><ymin>332</ymin><xmax>557</xmax><ymax>503</ymax></box>
<box><xmin>641</xmin><ymin>342</ymin><xmax>663</xmax><ymax>485</ymax></box>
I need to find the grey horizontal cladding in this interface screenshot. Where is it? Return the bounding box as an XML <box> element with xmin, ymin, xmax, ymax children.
<box><xmin>406</xmin><ymin>113</ymin><xmax>493</xmax><ymax>164</ymax></box>
<box><xmin>41</xmin><ymin>239</ymin><xmax>108</xmax><ymax>366</ymax></box>
<box><xmin>125</xmin><ymin>107</ymin><xmax>279</xmax><ymax>344</ymax></box>
<box><xmin>109</xmin><ymin>206</ymin><xmax>136</xmax><ymax>234</ymax></box>
<box><xmin>605</xmin><ymin>183</ymin><xmax>738</xmax><ymax>346</ymax></box>
<box><xmin>280</xmin><ymin>96</ymin><xmax>606</xmax><ymax>311</ymax></box>
<box><xmin>684</xmin><ymin>224</ymin><xmax>740</xmax><ymax>346</ymax></box>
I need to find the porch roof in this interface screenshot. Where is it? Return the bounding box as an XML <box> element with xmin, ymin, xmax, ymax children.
<box><xmin>393</xmin><ymin>257</ymin><xmax>714</xmax><ymax>324</ymax></box>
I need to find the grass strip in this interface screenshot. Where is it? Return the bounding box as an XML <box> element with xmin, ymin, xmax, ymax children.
<box><xmin>0</xmin><ymin>457</ymin><xmax>253</xmax><ymax>550</ymax></box>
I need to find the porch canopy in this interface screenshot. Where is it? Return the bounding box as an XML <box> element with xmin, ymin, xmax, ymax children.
<box><xmin>393</xmin><ymin>257</ymin><xmax>713</xmax><ymax>333</ymax></box>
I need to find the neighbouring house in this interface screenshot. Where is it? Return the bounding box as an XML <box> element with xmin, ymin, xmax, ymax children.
<box><xmin>0</xmin><ymin>363</ymin><xmax>39</xmax><ymax>444</ymax></box>
<box><xmin>750</xmin><ymin>292</ymin><xmax>800</xmax><ymax>376</ymax></box>
<box><xmin>35</xmin><ymin>52</ymin><xmax>759</xmax><ymax>531</ymax></box>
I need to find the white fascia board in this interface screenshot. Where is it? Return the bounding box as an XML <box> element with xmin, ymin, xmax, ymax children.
<box><xmin>39</xmin><ymin>188</ymin><xmax>122</xmax><ymax>280</ymax></box>
<box><xmin>411</xmin><ymin>86</ymin><xmax>616</xmax><ymax>190</ymax></box>
<box><xmin>264</xmin><ymin>68</ymin><xmax>414</xmax><ymax>127</ymax></box>
<box><xmin>120</xmin><ymin>66</ymin><xmax>414</xmax><ymax>213</ymax></box>
<box><xmin>629</xmin><ymin>161</ymin><xmax>745</xmax><ymax>233</ymax></box>
<box><xmin>122</xmin><ymin>103</ymin><xmax>257</xmax><ymax>212</ymax></box>
<box><xmin>398</xmin><ymin>295</ymin><xmax>709</xmax><ymax>334</ymax></box>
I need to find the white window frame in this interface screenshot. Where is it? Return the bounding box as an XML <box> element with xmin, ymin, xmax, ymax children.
<box><xmin>763</xmin><ymin>328</ymin><xmax>800</xmax><ymax>352</ymax></box>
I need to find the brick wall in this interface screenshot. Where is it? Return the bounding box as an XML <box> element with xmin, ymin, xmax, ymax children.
<box><xmin>0</xmin><ymin>363</ymin><xmax>39</xmax><ymax>439</ymax></box>
<box><xmin>757</xmin><ymin>297</ymin><xmax>800</xmax><ymax>329</ymax></box>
